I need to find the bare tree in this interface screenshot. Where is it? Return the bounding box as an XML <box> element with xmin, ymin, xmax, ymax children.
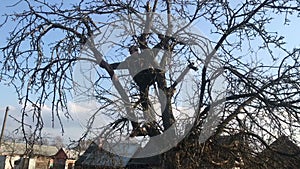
<box><xmin>51</xmin><ymin>136</ymin><xmax>64</xmax><ymax>149</ymax></box>
<box><xmin>1</xmin><ymin>0</ymin><xmax>300</xmax><ymax>168</ymax></box>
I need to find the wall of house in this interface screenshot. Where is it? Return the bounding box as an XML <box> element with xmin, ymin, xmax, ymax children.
<box><xmin>3</xmin><ymin>155</ymin><xmax>21</xmax><ymax>169</ymax></box>
<box><xmin>0</xmin><ymin>156</ymin><xmax>52</xmax><ymax>169</ymax></box>
<box><xmin>52</xmin><ymin>149</ymin><xmax>68</xmax><ymax>169</ymax></box>
<box><xmin>13</xmin><ymin>158</ymin><xmax>36</xmax><ymax>169</ymax></box>
<box><xmin>28</xmin><ymin>158</ymin><xmax>36</xmax><ymax>169</ymax></box>
<box><xmin>0</xmin><ymin>149</ymin><xmax>75</xmax><ymax>169</ymax></box>
<box><xmin>35</xmin><ymin>156</ymin><xmax>51</xmax><ymax>169</ymax></box>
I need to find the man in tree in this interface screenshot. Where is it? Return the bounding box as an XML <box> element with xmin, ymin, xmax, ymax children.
<box><xmin>110</xmin><ymin>45</ymin><xmax>168</xmax><ymax>137</ymax></box>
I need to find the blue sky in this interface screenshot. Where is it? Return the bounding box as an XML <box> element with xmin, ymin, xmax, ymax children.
<box><xmin>0</xmin><ymin>0</ymin><xmax>299</xmax><ymax>143</ymax></box>
<box><xmin>0</xmin><ymin>0</ymin><xmax>89</xmax><ymax>144</ymax></box>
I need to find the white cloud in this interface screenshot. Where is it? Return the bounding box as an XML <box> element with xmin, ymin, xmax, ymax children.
<box><xmin>41</xmin><ymin>104</ymin><xmax>52</xmax><ymax>112</ymax></box>
<box><xmin>0</xmin><ymin>105</ymin><xmax>17</xmax><ymax>112</ymax></box>
<box><xmin>68</xmin><ymin>100</ymin><xmax>99</xmax><ymax>114</ymax></box>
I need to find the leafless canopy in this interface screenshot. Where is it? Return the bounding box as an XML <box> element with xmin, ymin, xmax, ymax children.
<box><xmin>1</xmin><ymin>0</ymin><xmax>300</xmax><ymax>167</ymax></box>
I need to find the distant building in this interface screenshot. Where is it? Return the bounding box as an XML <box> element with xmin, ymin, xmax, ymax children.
<box><xmin>0</xmin><ymin>141</ymin><xmax>58</xmax><ymax>169</ymax></box>
<box><xmin>49</xmin><ymin>148</ymin><xmax>67</xmax><ymax>169</ymax></box>
<box><xmin>0</xmin><ymin>142</ymin><xmax>77</xmax><ymax>169</ymax></box>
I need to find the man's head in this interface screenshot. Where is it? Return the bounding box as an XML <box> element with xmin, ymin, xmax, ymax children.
<box><xmin>129</xmin><ymin>46</ymin><xmax>139</xmax><ymax>54</ymax></box>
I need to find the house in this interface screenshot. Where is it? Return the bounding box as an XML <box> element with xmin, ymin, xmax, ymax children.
<box><xmin>252</xmin><ymin>135</ymin><xmax>300</xmax><ymax>169</ymax></box>
<box><xmin>75</xmin><ymin>141</ymin><xmax>137</xmax><ymax>169</ymax></box>
<box><xmin>49</xmin><ymin>148</ymin><xmax>67</xmax><ymax>169</ymax></box>
<box><xmin>0</xmin><ymin>141</ymin><xmax>58</xmax><ymax>169</ymax></box>
<box><xmin>75</xmin><ymin>141</ymin><xmax>162</xmax><ymax>169</ymax></box>
<box><xmin>0</xmin><ymin>142</ymin><xmax>77</xmax><ymax>169</ymax></box>
<box><xmin>49</xmin><ymin>148</ymin><xmax>77</xmax><ymax>169</ymax></box>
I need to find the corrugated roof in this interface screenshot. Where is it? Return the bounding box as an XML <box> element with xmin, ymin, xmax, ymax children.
<box><xmin>76</xmin><ymin>141</ymin><xmax>141</xmax><ymax>167</ymax></box>
<box><xmin>0</xmin><ymin>142</ymin><xmax>58</xmax><ymax>156</ymax></box>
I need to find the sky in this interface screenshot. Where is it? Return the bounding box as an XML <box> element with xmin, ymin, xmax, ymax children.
<box><xmin>0</xmin><ymin>0</ymin><xmax>88</xmax><ymax>143</ymax></box>
<box><xmin>0</xmin><ymin>0</ymin><xmax>299</xmax><ymax>144</ymax></box>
